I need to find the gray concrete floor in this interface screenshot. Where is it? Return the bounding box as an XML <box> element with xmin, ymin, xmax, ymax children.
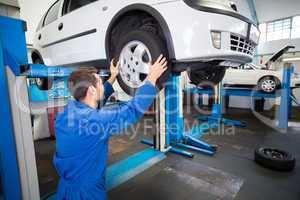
<box><xmin>35</xmin><ymin>106</ymin><xmax>300</xmax><ymax>199</ymax></box>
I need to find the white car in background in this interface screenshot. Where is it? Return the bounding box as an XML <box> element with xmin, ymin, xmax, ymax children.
<box><xmin>223</xmin><ymin>63</ymin><xmax>300</xmax><ymax>93</ymax></box>
<box><xmin>188</xmin><ymin>45</ymin><xmax>300</xmax><ymax>93</ymax></box>
<box><xmin>32</xmin><ymin>0</ymin><xmax>259</xmax><ymax>95</ymax></box>
<box><xmin>222</xmin><ymin>45</ymin><xmax>300</xmax><ymax>93</ymax></box>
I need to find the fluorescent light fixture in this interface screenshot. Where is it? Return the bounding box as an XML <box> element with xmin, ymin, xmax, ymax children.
<box><xmin>211</xmin><ymin>31</ymin><xmax>221</xmax><ymax>49</ymax></box>
<box><xmin>282</xmin><ymin>57</ymin><xmax>300</xmax><ymax>62</ymax></box>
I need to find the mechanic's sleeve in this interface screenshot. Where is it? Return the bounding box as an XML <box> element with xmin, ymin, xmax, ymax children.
<box><xmin>98</xmin><ymin>81</ymin><xmax>157</xmax><ymax>135</ymax></box>
<box><xmin>99</xmin><ymin>81</ymin><xmax>115</xmax><ymax>107</ymax></box>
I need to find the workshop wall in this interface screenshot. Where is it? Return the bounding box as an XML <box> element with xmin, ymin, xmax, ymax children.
<box><xmin>254</xmin><ymin>0</ymin><xmax>300</xmax><ymax>23</ymax></box>
<box><xmin>0</xmin><ymin>0</ymin><xmax>19</xmax><ymax>8</ymax></box>
<box><xmin>256</xmin><ymin>39</ymin><xmax>300</xmax><ymax>58</ymax></box>
<box><xmin>0</xmin><ymin>1</ymin><xmax>20</xmax><ymax>18</ymax></box>
<box><xmin>254</xmin><ymin>0</ymin><xmax>300</xmax><ymax>57</ymax></box>
<box><xmin>19</xmin><ymin>0</ymin><xmax>56</xmax><ymax>44</ymax></box>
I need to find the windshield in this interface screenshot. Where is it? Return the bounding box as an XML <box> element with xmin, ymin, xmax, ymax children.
<box><xmin>36</xmin><ymin>13</ymin><xmax>46</xmax><ymax>31</ymax></box>
<box><xmin>249</xmin><ymin>63</ymin><xmax>267</xmax><ymax>70</ymax></box>
<box><xmin>186</xmin><ymin>0</ymin><xmax>234</xmax><ymax>11</ymax></box>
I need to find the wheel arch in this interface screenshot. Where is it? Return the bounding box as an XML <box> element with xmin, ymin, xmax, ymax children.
<box><xmin>105</xmin><ymin>4</ymin><xmax>175</xmax><ymax>60</ymax></box>
<box><xmin>258</xmin><ymin>75</ymin><xmax>281</xmax><ymax>86</ymax></box>
<box><xmin>31</xmin><ymin>49</ymin><xmax>43</xmax><ymax>63</ymax></box>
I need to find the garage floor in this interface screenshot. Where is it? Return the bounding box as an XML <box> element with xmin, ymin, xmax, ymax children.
<box><xmin>35</xmin><ymin>106</ymin><xmax>300</xmax><ymax>200</ymax></box>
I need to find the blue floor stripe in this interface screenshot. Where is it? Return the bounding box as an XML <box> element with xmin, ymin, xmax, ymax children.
<box><xmin>106</xmin><ymin>148</ymin><xmax>166</xmax><ymax>190</ymax></box>
<box><xmin>44</xmin><ymin>148</ymin><xmax>166</xmax><ymax>200</ymax></box>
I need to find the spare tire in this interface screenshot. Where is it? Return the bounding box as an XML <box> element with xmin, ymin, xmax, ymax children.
<box><xmin>254</xmin><ymin>147</ymin><xmax>296</xmax><ymax>171</ymax></box>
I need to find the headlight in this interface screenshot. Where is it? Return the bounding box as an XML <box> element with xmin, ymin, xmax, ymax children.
<box><xmin>211</xmin><ymin>31</ymin><xmax>221</xmax><ymax>49</ymax></box>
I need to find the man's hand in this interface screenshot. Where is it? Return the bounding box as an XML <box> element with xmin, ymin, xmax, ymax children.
<box><xmin>146</xmin><ymin>55</ymin><xmax>168</xmax><ymax>86</ymax></box>
<box><xmin>108</xmin><ymin>59</ymin><xmax>120</xmax><ymax>85</ymax></box>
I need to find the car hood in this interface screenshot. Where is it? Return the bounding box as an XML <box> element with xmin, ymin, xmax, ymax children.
<box><xmin>265</xmin><ymin>45</ymin><xmax>295</xmax><ymax>66</ymax></box>
<box><xmin>256</xmin><ymin>69</ymin><xmax>281</xmax><ymax>74</ymax></box>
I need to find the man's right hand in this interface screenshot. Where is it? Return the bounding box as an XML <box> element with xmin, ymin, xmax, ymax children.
<box><xmin>146</xmin><ymin>55</ymin><xmax>168</xmax><ymax>86</ymax></box>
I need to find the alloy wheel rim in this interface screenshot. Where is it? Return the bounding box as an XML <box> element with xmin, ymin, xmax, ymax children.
<box><xmin>261</xmin><ymin>79</ymin><xmax>276</xmax><ymax>92</ymax></box>
<box><xmin>119</xmin><ymin>41</ymin><xmax>152</xmax><ymax>89</ymax></box>
<box><xmin>263</xmin><ymin>149</ymin><xmax>286</xmax><ymax>160</ymax></box>
<box><xmin>36</xmin><ymin>78</ymin><xmax>42</xmax><ymax>86</ymax></box>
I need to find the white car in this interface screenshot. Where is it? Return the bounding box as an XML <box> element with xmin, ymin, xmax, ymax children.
<box><xmin>222</xmin><ymin>63</ymin><xmax>300</xmax><ymax>93</ymax></box>
<box><xmin>32</xmin><ymin>0</ymin><xmax>259</xmax><ymax>94</ymax></box>
<box><xmin>222</xmin><ymin>45</ymin><xmax>300</xmax><ymax>93</ymax></box>
<box><xmin>188</xmin><ymin>45</ymin><xmax>300</xmax><ymax>93</ymax></box>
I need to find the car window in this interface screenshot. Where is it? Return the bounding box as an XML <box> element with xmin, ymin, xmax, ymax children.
<box><xmin>63</xmin><ymin>0</ymin><xmax>97</xmax><ymax>15</ymax></box>
<box><xmin>241</xmin><ymin>64</ymin><xmax>253</xmax><ymax>70</ymax></box>
<box><xmin>44</xmin><ymin>0</ymin><xmax>62</xmax><ymax>26</ymax></box>
<box><xmin>36</xmin><ymin>13</ymin><xmax>46</xmax><ymax>31</ymax></box>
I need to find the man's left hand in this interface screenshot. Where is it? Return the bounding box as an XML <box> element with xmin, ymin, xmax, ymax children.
<box><xmin>108</xmin><ymin>59</ymin><xmax>120</xmax><ymax>84</ymax></box>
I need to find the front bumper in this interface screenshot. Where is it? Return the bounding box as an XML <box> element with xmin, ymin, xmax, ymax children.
<box><xmin>154</xmin><ymin>1</ymin><xmax>259</xmax><ymax>65</ymax></box>
<box><xmin>291</xmin><ymin>78</ymin><xmax>300</xmax><ymax>87</ymax></box>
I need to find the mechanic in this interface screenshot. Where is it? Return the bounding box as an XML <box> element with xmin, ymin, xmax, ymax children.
<box><xmin>53</xmin><ymin>55</ymin><xmax>168</xmax><ymax>200</ymax></box>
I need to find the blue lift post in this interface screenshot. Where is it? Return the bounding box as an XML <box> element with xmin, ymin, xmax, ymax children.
<box><xmin>0</xmin><ymin>16</ymin><xmax>27</xmax><ymax>200</ymax></box>
<box><xmin>278</xmin><ymin>63</ymin><xmax>294</xmax><ymax>130</ymax></box>
<box><xmin>142</xmin><ymin>74</ymin><xmax>195</xmax><ymax>158</ymax></box>
<box><xmin>142</xmin><ymin>73</ymin><xmax>216</xmax><ymax>156</ymax></box>
<box><xmin>194</xmin><ymin>81</ymin><xmax>247</xmax><ymax>128</ymax></box>
<box><xmin>0</xmin><ymin>16</ymin><xmax>167</xmax><ymax>200</ymax></box>
<box><xmin>168</xmin><ymin>75</ymin><xmax>216</xmax><ymax>155</ymax></box>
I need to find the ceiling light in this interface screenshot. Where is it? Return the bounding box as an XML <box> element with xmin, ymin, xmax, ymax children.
<box><xmin>282</xmin><ymin>57</ymin><xmax>300</xmax><ymax>62</ymax></box>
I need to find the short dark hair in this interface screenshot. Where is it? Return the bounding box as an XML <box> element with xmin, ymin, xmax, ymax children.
<box><xmin>68</xmin><ymin>68</ymin><xmax>98</xmax><ymax>101</ymax></box>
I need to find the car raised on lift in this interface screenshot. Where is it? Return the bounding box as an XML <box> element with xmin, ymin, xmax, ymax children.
<box><xmin>32</xmin><ymin>0</ymin><xmax>260</xmax><ymax>95</ymax></box>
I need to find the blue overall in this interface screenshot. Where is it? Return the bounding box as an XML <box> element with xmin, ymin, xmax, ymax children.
<box><xmin>54</xmin><ymin>81</ymin><xmax>157</xmax><ymax>200</ymax></box>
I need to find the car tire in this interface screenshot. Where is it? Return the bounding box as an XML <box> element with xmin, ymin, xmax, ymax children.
<box><xmin>188</xmin><ymin>67</ymin><xmax>226</xmax><ymax>87</ymax></box>
<box><xmin>258</xmin><ymin>76</ymin><xmax>280</xmax><ymax>93</ymax></box>
<box><xmin>254</xmin><ymin>147</ymin><xmax>296</xmax><ymax>171</ymax></box>
<box><xmin>112</xmin><ymin>29</ymin><xmax>170</xmax><ymax>95</ymax></box>
<box><xmin>33</xmin><ymin>58</ymin><xmax>53</xmax><ymax>90</ymax></box>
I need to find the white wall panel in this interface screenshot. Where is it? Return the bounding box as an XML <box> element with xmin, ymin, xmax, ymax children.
<box><xmin>0</xmin><ymin>0</ymin><xmax>19</xmax><ymax>8</ymax></box>
<box><xmin>19</xmin><ymin>0</ymin><xmax>56</xmax><ymax>44</ymax></box>
<box><xmin>254</xmin><ymin>0</ymin><xmax>300</xmax><ymax>23</ymax></box>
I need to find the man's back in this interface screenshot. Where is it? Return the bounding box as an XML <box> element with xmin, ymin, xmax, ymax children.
<box><xmin>53</xmin><ymin>55</ymin><xmax>167</xmax><ymax>200</ymax></box>
<box><xmin>54</xmin><ymin>100</ymin><xmax>109</xmax><ymax>200</ymax></box>
<box><xmin>54</xmin><ymin>81</ymin><xmax>157</xmax><ymax>200</ymax></box>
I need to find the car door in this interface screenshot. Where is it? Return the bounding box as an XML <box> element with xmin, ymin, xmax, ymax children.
<box><xmin>237</xmin><ymin>64</ymin><xmax>259</xmax><ymax>85</ymax></box>
<box><xmin>223</xmin><ymin>66</ymin><xmax>241</xmax><ymax>85</ymax></box>
<box><xmin>49</xmin><ymin>0</ymin><xmax>102</xmax><ymax>66</ymax></box>
<box><xmin>224</xmin><ymin>64</ymin><xmax>258</xmax><ymax>85</ymax></box>
<box><xmin>37</xmin><ymin>0</ymin><xmax>63</xmax><ymax>66</ymax></box>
